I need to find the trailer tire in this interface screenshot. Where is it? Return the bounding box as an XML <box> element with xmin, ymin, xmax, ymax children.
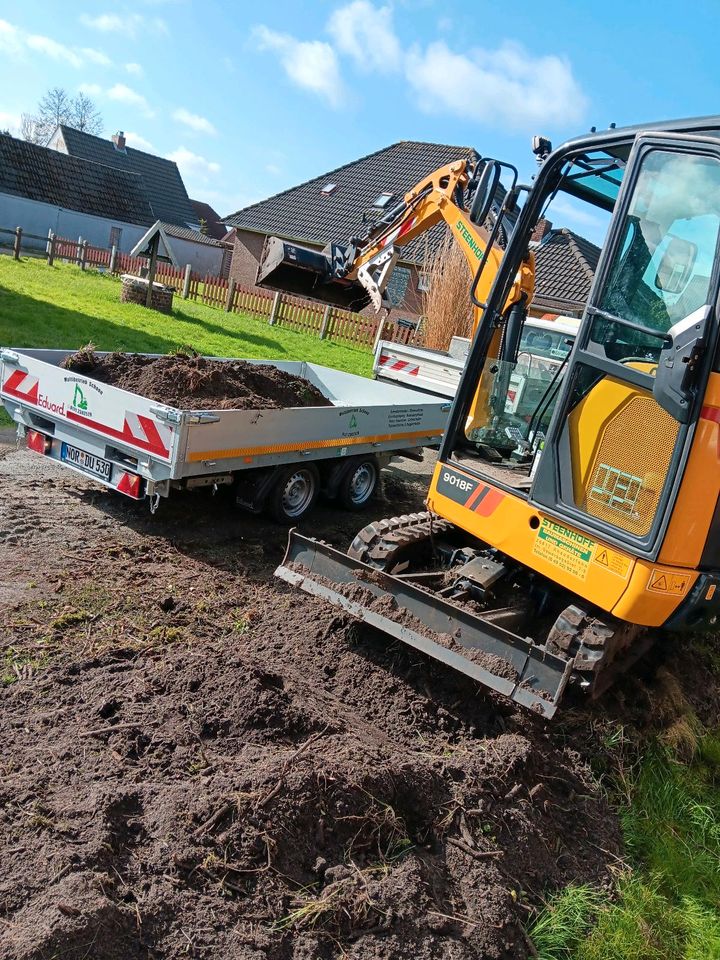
<box><xmin>336</xmin><ymin>457</ymin><xmax>378</xmax><ymax>511</ymax></box>
<box><xmin>267</xmin><ymin>464</ymin><xmax>320</xmax><ymax>523</ymax></box>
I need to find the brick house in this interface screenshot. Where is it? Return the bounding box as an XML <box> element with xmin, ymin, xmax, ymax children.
<box><xmin>223</xmin><ymin>140</ymin><xmax>479</xmax><ymax>320</ymax></box>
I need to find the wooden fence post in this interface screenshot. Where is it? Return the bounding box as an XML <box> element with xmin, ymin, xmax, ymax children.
<box><xmin>182</xmin><ymin>264</ymin><xmax>192</xmax><ymax>299</ymax></box>
<box><xmin>373</xmin><ymin>313</ymin><xmax>388</xmax><ymax>353</ymax></box>
<box><xmin>225</xmin><ymin>278</ymin><xmax>236</xmax><ymax>312</ymax></box>
<box><xmin>109</xmin><ymin>244</ymin><xmax>118</xmax><ymax>273</ymax></box>
<box><xmin>46</xmin><ymin>228</ymin><xmax>53</xmax><ymax>255</ymax></box>
<box><xmin>47</xmin><ymin>232</ymin><xmax>56</xmax><ymax>266</ymax></box>
<box><xmin>80</xmin><ymin>240</ymin><xmax>87</xmax><ymax>271</ymax></box>
<box><xmin>269</xmin><ymin>290</ymin><xmax>281</xmax><ymax>325</ymax></box>
<box><xmin>13</xmin><ymin>227</ymin><xmax>22</xmax><ymax>260</ymax></box>
<box><xmin>319</xmin><ymin>304</ymin><xmax>332</xmax><ymax>340</ymax></box>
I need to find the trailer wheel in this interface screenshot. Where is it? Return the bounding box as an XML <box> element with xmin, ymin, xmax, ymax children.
<box><xmin>268</xmin><ymin>464</ymin><xmax>320</xmax><ymax>523</ymax></box>
<box><xmin>337</xmin><ymin>458</ymin><xmax>378</xmax><ymax>511</ymax></box>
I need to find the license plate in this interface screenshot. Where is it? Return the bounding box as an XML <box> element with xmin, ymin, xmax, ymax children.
<box><xmin>61</xmin><ymin>442</ymin><xmax>112</xmax><ymax>481</ymax></box>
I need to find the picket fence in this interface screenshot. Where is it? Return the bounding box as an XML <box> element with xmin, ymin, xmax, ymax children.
<box><xmin>2</xmin><ymin>225</ymin><xmax>421</xmax><ymax>351</ymax></box>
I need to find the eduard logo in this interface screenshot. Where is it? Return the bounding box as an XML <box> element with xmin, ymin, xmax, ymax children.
<box><xmin>442</xmin><ymin>471</ymin><xmax>473</xmax><ymax>491</ymax></box>
<box><xmin>37</xmin><ymin>394</ymin><xmax>65</xmax><ymax>415</ymax></box>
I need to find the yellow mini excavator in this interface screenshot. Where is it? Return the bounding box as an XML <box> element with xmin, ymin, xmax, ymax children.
<box><xmin>262</xmin><ymin>116</ymin><xmax>720</xmax><ymax>717</ymax></box>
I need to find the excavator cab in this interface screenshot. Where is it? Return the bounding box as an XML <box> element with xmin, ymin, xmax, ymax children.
<box><xmin>278</xmin><ymin>118</ymin><xmax>720</xmax><ymax>717</ymax></box>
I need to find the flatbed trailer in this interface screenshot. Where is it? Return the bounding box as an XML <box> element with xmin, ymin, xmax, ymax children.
<box><xmin>0</xmin><ymin>348</ymin><xmax>450</xmax><ymax>521</ymax></box>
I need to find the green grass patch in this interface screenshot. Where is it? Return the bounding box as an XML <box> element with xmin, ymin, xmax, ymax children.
<box><xmin>530</xmin><ymin>733</ymin><xmax>720</xmax><ymax>959</ymax></box>
<box><xmin>0</xmin><ymin>257</ymin><xmax>372</xmax><ymax>377</ymax></box>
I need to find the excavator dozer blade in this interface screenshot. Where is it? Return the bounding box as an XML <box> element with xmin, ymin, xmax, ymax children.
<box><xmin>276</xmin><ymin>531</ymin><xmax>573</xmax><ymax>719</ymax></box>
<box><xmin>256</xmin><ymin>236</ymin><xmax>371</xmax><ymax>311</ymax></box>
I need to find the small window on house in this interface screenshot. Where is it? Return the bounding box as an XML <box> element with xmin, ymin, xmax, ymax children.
<box><xmin>321</xmin><ymin>182</ymin><xmax>338</xmax><ymax>195</ymax></box>
<box><xmin>418</xmin><ymin>274</ymin><xmax>431</xmax><ymax>293</ymax></box>
<box><xmin>373</xmin><ymin>192</ymin><xmax>394</xmax><ymax>208</ymax></box>
<box><xmin>109</xmin><ymin>226</ymin><xmax>122</xmax><ymax>248</ymax></box>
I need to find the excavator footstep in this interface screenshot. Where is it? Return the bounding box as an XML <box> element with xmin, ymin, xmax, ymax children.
<box><xmin>275</xmin><ymin>531</ymin><xmax>572</xmax><ymax>719</ymax></box>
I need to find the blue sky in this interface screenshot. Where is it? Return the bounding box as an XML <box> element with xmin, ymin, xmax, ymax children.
<box><xmin>1</xmin><ymin>0</ymin><xmax>720</xmax><ymax>237</ymax></box>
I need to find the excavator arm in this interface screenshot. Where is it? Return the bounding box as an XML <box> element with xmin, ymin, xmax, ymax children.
<box><xmin>256</xmin><ymin>157</ymin><xmax>534</xmax><ymax>324</ymax></box>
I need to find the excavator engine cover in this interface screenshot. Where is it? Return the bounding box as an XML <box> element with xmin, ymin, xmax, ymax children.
<box><xmin>256</xmin><ymin>236</ymin><xmax>371</xmax><ymax>311</ymax></box>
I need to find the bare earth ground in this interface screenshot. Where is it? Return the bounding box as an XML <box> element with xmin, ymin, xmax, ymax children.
<box><xmin>0</xmin><ymin>436</ymin><xmax>690</xmax><ymax>959</ymax></box>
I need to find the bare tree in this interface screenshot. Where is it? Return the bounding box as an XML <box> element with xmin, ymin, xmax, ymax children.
<box><xmin>21</xmin><ymin>87</ymin><xmax>104</xmax><ymax>144</ymax></box>
<box><xmin>71</xmin><ymin>92</ymin><xmax>103</xmax><ymax>135</ymax></box>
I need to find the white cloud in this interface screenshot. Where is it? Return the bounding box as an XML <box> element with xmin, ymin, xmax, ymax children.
<box><xmin>0</xmin><ymin>110</ymin><xmax>21</xmax><ymax>134</ymax></box>
<box><xmin>327</xmin><ymin>0</ymin><xmax>400</xmax><ymax>72</ymax></box>
<box><xmin>167</xmin><ymin>146</ymin><xmax>221</xmax><ymax>182</ymax></box>
<box><xmin>253</xmin><ymin>25</ymin><xmax>343</xmax><ymax>107</ymax></box>
<box><xmin>26</xmin><ymin>33</ymin><xmax>83</xmax><ymax>67</ymax></box>
<box><xmin>80</xmin><ymin>12</ymin><xmax>168</xmax><ymax>37</ymax></box>
<box><xmin>78</xmin><ymin>83</ymin><xmax>103</xmax><ymax>96</ymax></box>
<box><xmin>107</xmin><ymin>83</ymin><xmax>154</xmax><ymax>116</ymax></box>
<box><xmin>80</xmin><ymin>13</ymin><xmax>127</xmax><ymax>32</ymax></box>
<box><xmin>125</xmin><ymin>61</ymin><xmax>144</xmax><ymax>76</ymax></box>
<box><xmin>0</xmin><ymin>18</ymin><xmax>111</xmax><ymax>68</ymax></box>
<box><xmin>405</xmin><ymin>40</ymin><xmax>587</xmax><ymax>129</ymax></box>
<box><xmin>81</xmin><ymin>47</ymin><xmax>112</xmax><ymax>65</ymax></box>
<box><xmin>173</xmin><ymin>108</ymin><xmax>217</xmax><ymax>136</ymax></box>
<box><xmin>0</xmin><ymin>19</ymin><xmax>25</xmax><ymax>57</ymax></box>
<box><xmin>125</xmin><ymin>130</ymin><xmax>157</xmax><ymax>152</ymax></box>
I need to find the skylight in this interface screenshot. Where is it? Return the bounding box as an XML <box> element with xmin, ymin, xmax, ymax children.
<box><xmin>373</xmin><ymin>192</ymin><xmax>394</xmax><ymax>208</ymax></box>
<box><xmin>321</xmin><ymin>182</ymin><xmax>338</xmax><ymax>195</ymax></box>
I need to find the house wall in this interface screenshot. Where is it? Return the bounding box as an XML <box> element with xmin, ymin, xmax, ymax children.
<box><xmin>0</xmin><ymin>193</ymin><xmax>146</xmax><ymax>252</ymax></box>
<box><xmin>167</xmin><ymin>235</ymin><xmax>226</xmax><ymax>276</ymax></box>
<box><xmin>228</xmin><ymin>227</ymin><xmax>424</xmax><ymax>320</ymax></box>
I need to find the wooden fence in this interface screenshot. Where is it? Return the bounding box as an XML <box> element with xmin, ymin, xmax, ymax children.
<box><xmin>1</xmin><ymin>225</ymin><xmax>422</xmax><ymax>350</ymax></box>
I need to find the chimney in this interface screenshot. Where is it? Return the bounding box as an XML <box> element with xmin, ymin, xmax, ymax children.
<box><xmin>112</xmin><ymin>130</ymin><xmax>126</xmax><ymax>152</ymax></box>
<box><xmin>530</xmin><ymin>217</ymin><xmax>553</xmax><ymax>244</ymax></box>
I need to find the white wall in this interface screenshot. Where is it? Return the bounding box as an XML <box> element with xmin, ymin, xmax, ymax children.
<box><xmin>168</xmin><ymin>234</ymin><xmax>225</xmax><ymax>275</ymax></box>
<box><xmin>0</xmin><ymin>193</ymin><xmax>146</xmax><ymax>253</ymax></box>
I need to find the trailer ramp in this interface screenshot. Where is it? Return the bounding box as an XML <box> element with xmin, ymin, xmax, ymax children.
<box><xmin>275</xmin><ymin>531</ymin><xmax>572</xmax><ymax>718</ymax></box>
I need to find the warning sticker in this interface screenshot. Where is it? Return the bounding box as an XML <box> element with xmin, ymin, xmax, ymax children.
<box><xmin>646</xmin><ymin>569</ymin><xmax>691</xmax><ymax>596</ymax></box>
<box><xmin>533</xmin><ymin>518</ymin><xmax>595</xmax><ymax>580</ymax></box>
<box><xmin>592</xmin><ymin>545</ymin><xmax>631</xmax><ymax>579</ymax></box>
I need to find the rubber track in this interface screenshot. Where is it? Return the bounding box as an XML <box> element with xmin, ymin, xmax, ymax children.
<box><xmin>347</xmin><ymin>511</ymin><xmax>455</xmax><ymax>570</ymax></box>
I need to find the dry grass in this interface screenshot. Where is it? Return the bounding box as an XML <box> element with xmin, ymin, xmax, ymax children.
<box><xmin>420</xmin><ymin>233</ymin><xmax>474</xmax><ymax>351</ymax></box>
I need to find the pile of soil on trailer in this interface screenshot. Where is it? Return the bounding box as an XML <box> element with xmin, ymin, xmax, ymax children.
<box><xmin>4</xmin><ymin>437</ymin><xmax>702</xmax><ymax>960</ymax></box>
<box><xmin>60</xmin><ymin>348</ymin><xmax>332</xmax><ymax>410</ymax></box>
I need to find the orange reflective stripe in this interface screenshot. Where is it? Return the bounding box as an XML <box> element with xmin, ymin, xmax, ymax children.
<box><xmin>187</xmin><ymin>428</ymin><xmax>443</xmax><ymax>462</ymax></box>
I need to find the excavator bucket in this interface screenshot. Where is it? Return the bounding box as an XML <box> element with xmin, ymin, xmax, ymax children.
<box><xmin>275</xmin><ymin>531</ymin><xmax>573</xmax><ymax>719</ymax></box>
<box><xmin>256</xmin><ymin>236</ymin><xmax>371</xmax><ymax>311</ymax></box>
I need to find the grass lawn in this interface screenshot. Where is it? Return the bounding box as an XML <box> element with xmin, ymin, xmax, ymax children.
<box><xmin>0</xmin><ymin>257</ymin><xmax>373</xmax><ymax>377</ymax></box>
<box><xmin>531</xmin><ymin>728</ymin><xmax>720</xmax><ymax>959</ymax></box>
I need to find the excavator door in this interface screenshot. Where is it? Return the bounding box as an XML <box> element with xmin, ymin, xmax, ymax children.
<box><xmin>532</xmin><ymin>135</ymin><xmax>720</xmax><ymax>555</ymax></box>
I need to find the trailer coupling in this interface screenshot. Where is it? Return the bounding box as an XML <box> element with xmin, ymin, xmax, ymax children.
<box><xmin>275</xmin><ymin>531</ymin><xmax>573</xmax><ymax>719</ymax></box>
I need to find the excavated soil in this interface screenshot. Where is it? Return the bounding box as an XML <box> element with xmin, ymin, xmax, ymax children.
<box><xmin>2</xmin><ymin>437</ymin><xmax>717</xmax><ymax>959</ymax></box>
<box><xmin>60</xmin><ymin>349</ymin><xmax>332</xmax><ymax>410</ymax></box>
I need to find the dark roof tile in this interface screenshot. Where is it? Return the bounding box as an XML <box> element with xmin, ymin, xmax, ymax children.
<box><xmin>224</xmin><ymin>140</ymin><xmax>478</xmax><ymax>265</ymax></box>
<box><xmin>533</xmin><ymin>228</ymin><xmax>601</xmax><ymax>310</ymax></box>
<box><xmin>189</xmin><ymin>199</ymin><xmax>227</xmax><ymax>240</ymax></box>
<box><xmin>160</xmin><ymin>221</ymin><xmax>228</xmax><ymax>247</ymax></box>
<box><xmin>0</xmin><ymin>134</ymin><xmax>154</xmax><ymax>226</ymax></box>
<box><xmin>55</xmin><ymin>126</ymin><xmax>197</xmax><ymax>227</ymax></box>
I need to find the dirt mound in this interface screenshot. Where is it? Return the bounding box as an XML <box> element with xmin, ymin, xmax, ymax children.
<box><xmin>0</xmin><ymin>594</ymin><xmax>620</xmax><ymax>960</ymax></box>
<box><xmin>60</xmin><ymin>348</ymin><xmax>332</xmax><ymax>410</ymax></box>
<box><xmin>0</xmin><ymin>445</ymin><xmax>623</xmax><ymax>959</ymax></box>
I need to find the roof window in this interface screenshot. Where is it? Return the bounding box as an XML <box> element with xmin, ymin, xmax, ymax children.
<box><xmin>321</xmin><ymin>182</ymin><xmax>338</xmax><ymax>195</ymax></box>
<box><xmin>373</xmin><ymin>192</ymin><xmax>394</xmax><ymax>208</ymax></box>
